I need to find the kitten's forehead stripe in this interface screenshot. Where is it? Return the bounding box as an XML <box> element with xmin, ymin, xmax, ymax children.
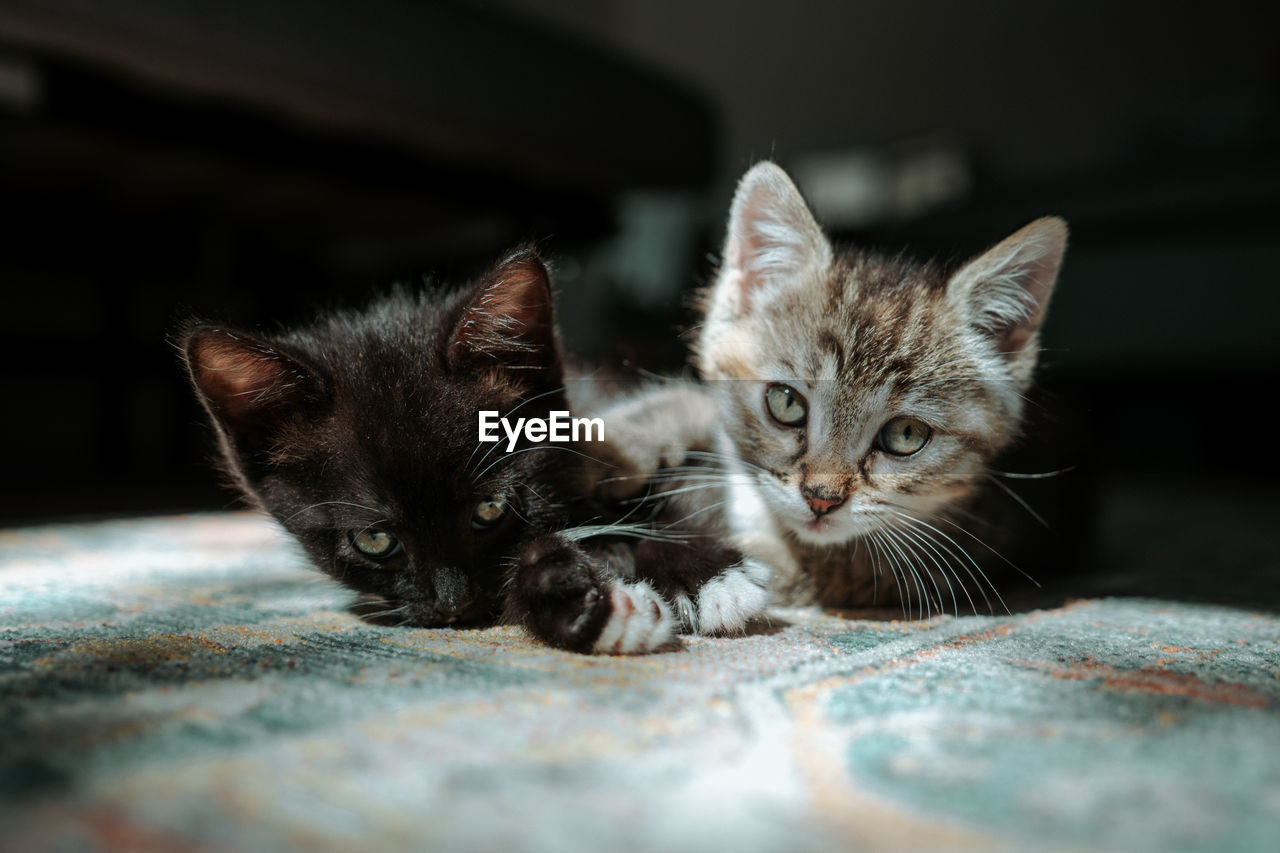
<box><xmin>817</xmin><ymin>330</ymin><xmax>845</xmax><ymax>375</ymax></box>
<box><xmin>826</xmin><ymin>265</ymin><xmax>846</xmax><ymax>311</ymax></box>
<box><xmin>804</xmin><ymin>347</ymin><xmax>819</xmax><ymax>379</ymax></box>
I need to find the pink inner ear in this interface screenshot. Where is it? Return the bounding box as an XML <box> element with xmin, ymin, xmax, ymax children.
<box><xmin>719</xmin><ymin>162</ymin><xmax>832</xmax><ymax>319</ymax></box>
<box><xmin>480</xmin><ymin>260</ymin><xmax>552</xmax><ymax>335</ymax></box>
<box><xmin>451</xmin><ymin>252</ymin><xmax>554</xmax><ymax>358</ymax></box>
<box><xmin>727</xmin><ymin>186</ymin><xmax>782</xmax><ymax>312</ymax></box>
<box><xmin>190</xmin><ymin>333</ymin><xmax>292</xmax><ymax>422</ymax></box>
<box><xmin>1000</xmin><ymin>253</ymin><xmax>1058</xmax><ymax>354</ymax></box>
<box><xmin>951</xmin><ymin>217</ymin><xmax>1067</xmax><ymax>359</ymax></box>
<box><xmin>1001</xmin><ymin>317</ymin><xmax>1037</xmax><ymax>357</ymax></box>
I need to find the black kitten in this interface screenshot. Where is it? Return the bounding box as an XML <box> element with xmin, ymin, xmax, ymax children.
<box><xmin>182</xmin><ymin>248</ymin><xmax>768</xmax><ymax>653</ymax></box>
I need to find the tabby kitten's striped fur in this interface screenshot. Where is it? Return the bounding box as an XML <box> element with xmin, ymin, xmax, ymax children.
<box><xmin>693</xmin><ymin>162</ymin><xmax>1068</xmax><ymax>613</ymax></box>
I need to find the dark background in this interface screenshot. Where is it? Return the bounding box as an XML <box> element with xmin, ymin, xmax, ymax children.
<box><xmin>3</xmin><ymin>1</ymin><xmax>1278</xmax><ymax>605</ymax></box>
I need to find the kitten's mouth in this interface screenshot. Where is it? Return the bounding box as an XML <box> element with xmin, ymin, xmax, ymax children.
<box><xmin>407</xmin><ymin>600</ymin><xmax>495</xmax><ymax>629</ymax></box>
<box><xmin>432</xmin><ymin>606</ymin><xmax>491</xmax><ymax>627</ymax></box>
<box><xmin>792</xmin><ymin>515</ymin><xmax>851</xmax><ymax>544</ymax></box>
<box><xmin>804</xmin><ymin>517</ymin><xmax>834</xmax><ymax>534</ymax></box>
<box><xmin>791</xmin><ymin>511</ymin><xmax>873</xmax><ymax>546</ymax></box>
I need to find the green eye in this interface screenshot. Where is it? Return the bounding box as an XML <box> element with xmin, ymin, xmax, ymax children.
<box><xmin>351</xmin><ymin>528</ymin><xmax>401</xmax><ymax>560</ymax></box>
<box><xmin>764</xmin><ymin>383</ymin><xmax>808</xmax><ymax>427</ymax></box>
<box><xmin>878</xmin><ymin>417</ymin><xmax>932</xmax><ymax>456</ymax></box>
<box><xmin>472</xmin><ymin>495</ymin><xmax>509</xmax><ymax>530</ymax></box>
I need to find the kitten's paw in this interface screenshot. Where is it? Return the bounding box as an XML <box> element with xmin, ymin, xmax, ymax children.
<box><xmin>517</xmin><ymin>535</ymin><xmax>614</xmax><ymax>653</ymax></box>
<box><xmin>691</xmin><ymin>560</ymin><xmax>771</xmax><ymax>635</ymax></box>
<box><xmin>593</xmin><ymin>581</ymin><xmax>677</xmax><ymax>654</ymax></box>
<box><xmin>585</xmin><ymin>384</ymin><xmax>715</xmax><ymax>502</ymax></box>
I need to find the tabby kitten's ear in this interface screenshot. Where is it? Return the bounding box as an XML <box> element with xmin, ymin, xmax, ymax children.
<box><xmin>448</xmin><ymin>247</ymin><xmax>561</xmax><ymax>382</ymax></box>
<box><xmin>946</xmin><ymin>217</ymin><xmax>1068</xmax><ymax>361</ymax></box>
<box><xmin>183</xmin><ymin>325</ymin><xmax>327</xmax><ymax>460</ymax></box>
<box><xmin>714</xmin><ymin>161</ymin><xmax>833</xmax><ymax>318</ymax></box>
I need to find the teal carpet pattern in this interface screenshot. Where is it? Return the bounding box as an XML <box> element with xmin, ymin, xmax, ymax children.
<box><xmin>2</xmin><ymin>513</ymin><xmax>1278</xmax><ymax>851</ymax></box>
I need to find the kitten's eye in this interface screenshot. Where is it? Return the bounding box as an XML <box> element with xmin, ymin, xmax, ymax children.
<box><xmin>350</xmin><ymin>528</ymin><xmax>402</xmax><ymax>560</ymax></box>
<box><xmin>472</xmin><ymin>495</ymin><xmax>509</xmax><ymax>530</ymax></box>
<box><xmin>764</xmin><ymin>383</ymin><xmax>808</xmax><ymax>427</ymax></box>
<box><xmin>878</xmin><ymin>417</ymin><xmax>932</xmax><ymax>456</ymax></box>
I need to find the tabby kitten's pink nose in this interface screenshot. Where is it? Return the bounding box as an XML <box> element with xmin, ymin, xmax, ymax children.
<box><xmin>802</xmin><ymin>487</ymin><xmax>846</xmax><ymax>517</ymax></box>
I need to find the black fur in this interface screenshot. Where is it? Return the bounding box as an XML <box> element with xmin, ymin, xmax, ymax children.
<box><xmin>181</xmin><ymin>248</ymin><xmax>750</xmax><ymax>653</ymax></box>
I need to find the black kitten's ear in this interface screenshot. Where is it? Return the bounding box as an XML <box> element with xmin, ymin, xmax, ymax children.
<box><xmin>448</xmin><ymin>247</ymin><xmax>560</xmax><ymax>377</ymax></box>
<box><xmin>182</xmin><ymin>325</ymin><xmax>326</xmax><ymax>451</ymax></box>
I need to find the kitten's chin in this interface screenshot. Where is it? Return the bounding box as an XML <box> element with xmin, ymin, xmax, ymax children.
<box><xmin>783</xmin><ymin>513</ymin><xmax>870</xmax><ymax>547</ymax></box>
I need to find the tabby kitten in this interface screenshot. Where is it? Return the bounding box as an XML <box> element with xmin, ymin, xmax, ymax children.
<box><xmin>621</xmin><ymin>162</ymin><xmax>1067</xmax><ymax>614</ymax></box>
<box><xmin>182</xmin><ymin>248</ymin><xmax>765</xmax><ymax>653</ymax></box>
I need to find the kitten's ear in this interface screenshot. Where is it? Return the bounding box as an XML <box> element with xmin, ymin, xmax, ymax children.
<box><xmin>947</xmin><ymin>217</ymin><xmax>1068</xmax><ymax>358</ymax></box>
<box><xmin>715</xmin><ymin>161</ymin><xmax>833</xmax><ymax>316</ymax></box>
<box><xmin>448</xmin><ymin>247</ymin><xmax>560</xmax><ymax>378</ymax></box>
<box><xmin>183</xmin><ymin>325</ymin><xmax>326</xmax><ymax>451</ymax></box>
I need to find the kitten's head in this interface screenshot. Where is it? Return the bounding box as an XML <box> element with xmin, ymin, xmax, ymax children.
<box><xmin>183</xmin><ymin>248</ymin><xmax>576</xmax><ymax>626</ymax></box>
<box><xmin>697</xmin><ymin>162</ymin><xmax>1066</xmax><ymax>546</ymax></box>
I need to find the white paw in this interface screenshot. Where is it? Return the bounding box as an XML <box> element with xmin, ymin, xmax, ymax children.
<box><xmin>694</xmin><ymin>563</ymin><xmax>769</xmax><ymax>635</ymax></box>
<box><xmin>592</xmin><ymin>581</ymin><xmax>677</xmax><ymax>654</ymax></box>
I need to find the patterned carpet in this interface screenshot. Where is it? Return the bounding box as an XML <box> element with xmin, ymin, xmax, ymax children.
<box><xmin>2</xmin><ymin>513</ymin><xmax>1278</xmax><ymax>852</ymax></box>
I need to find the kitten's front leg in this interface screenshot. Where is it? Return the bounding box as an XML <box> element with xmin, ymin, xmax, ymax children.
<box><xmin>687</xmin><ymin>557</ymin><xmax>772</xmax><ymax>636</ymax></box>
<box><xmin>508</xmin><ymin>534</ymin><xmax>677</xmax><ymax>654</ymax></box>
<box><xmin>629</xmin><ymin>535</ymin><xmax>771</xmax><ymax>637</ymax></box>
<box><xmin>584</xmin><ymin>382</ymin><xmax>719</xmax><ymax>501</ymax></box>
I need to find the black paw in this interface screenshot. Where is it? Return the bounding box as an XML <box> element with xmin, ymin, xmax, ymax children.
<box><xmin>514</xmin><ymin>535</ymin><xmax>613</xmax><ymax>653</ymax></box>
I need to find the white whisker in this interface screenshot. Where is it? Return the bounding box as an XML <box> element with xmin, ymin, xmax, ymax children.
<box><xmin>985</xmin><ymin>474</ymin><xmax>1049</xmax><ymax>528</ymax></box>
<box><xmin>468</xmin><ymin>384</ymin><xmax>570</xmax><ymax>472</ymax></box>
<box><xmin>866</xmin><ymin>531</ymin><xmax>908</xmax><ymax>618</ymax></box>
<box><xmin>890</xmin><ymin>510</ymin><xmax>1012</xmax><ymax>613</ymax></box>
<box><xmin>881</xmin><ymin>524</ymin><xmax>947</xmax><ymax>618</ymax></box>
<box><xmin>989</xmin><ymin>466</ymin><xmax>1075</xmax><ymax>480</ymax></box>
<box><xmin>875</xmin><ymin>525</ymin><xmax>926</xmax><ymax>619</ymax></box>
<box><xmin>657</xmin><ymin>498</ymin><xmax>729</xmax><ymax>531</ymax></box>
<box><xmin>475</xmin><ymin>443</ymin><xmax>607</xmax><ymax>481</ymax></box>
<box><xmin>619</xmin><ymin>480</ymin><xmax>733</xmax><ymax>504</ymax></box>
<box><xmin>283</xmin><ymin>500</ymin><xmax>381</xmax><ymax>524</ymax></box>
<box><xmin>894</xmin><ymin>512</ymin><xmax>997</xmax><ymax>613</ymax></box>
<box><xmin>560</xmin><ymin>522</ymin><xmax>696</xmax><ymax>544</ymax></box>
<box><xmin>886</xmin><ymin>521</ymin><xmax>964</xmax><ymax>616</ymax></box>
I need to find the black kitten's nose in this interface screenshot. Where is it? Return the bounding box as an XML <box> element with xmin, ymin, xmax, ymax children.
<box><xmin>432</xmin><ymin>565</ymin><xmax>475</xmax><ymax>621</ymax></box>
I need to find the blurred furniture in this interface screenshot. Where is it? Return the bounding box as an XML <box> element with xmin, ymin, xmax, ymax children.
<box><xmin>0</xmin><ymin>0</ymin><xmax>714</xmax><ymax>522</ymax></box>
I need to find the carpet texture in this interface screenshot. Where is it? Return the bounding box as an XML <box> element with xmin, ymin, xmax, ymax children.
<box><xmin>2</xmin><ymin>513</ymin><xmax>1278</xmax><ymax>852</ymax></box>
